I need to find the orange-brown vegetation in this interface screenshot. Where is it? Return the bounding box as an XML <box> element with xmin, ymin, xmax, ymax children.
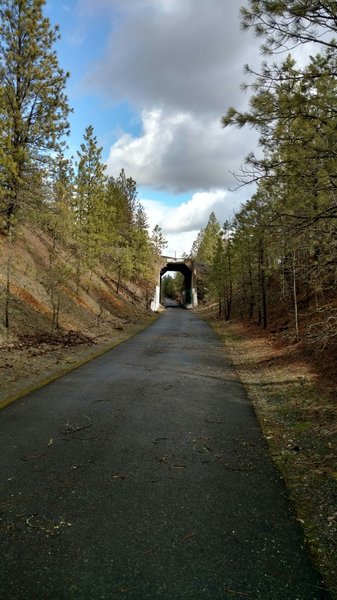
<box><xmin>62</xmin><ymin>286</ymin><xmax>97</xmax><ymax>314</ymax></box>
<box><xmin>0</xmin><ymin>225</ymin><xmax>151</xmax><ymax>344</ymax></box>
<box><xmin>10</xmin><ymin>283</ymin><xmax>51</xmax><ymax>318</ymax></box>
<box><xmin>0</xmin><ymin>225</ymin><xmax>154</xmax><ymax>405</ymax></box>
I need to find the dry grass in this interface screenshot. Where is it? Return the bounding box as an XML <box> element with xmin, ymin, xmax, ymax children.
<box><xmin>0</xmin><ymin>224</ymin><xmax>156</xmax><ymax>404</ymax></box>
<box><xmin>0</xmin><ymin>316</ymin><xmax>156</xmax><ymax>408</ymax></box>
<box><xmin>0</xmin><ymin>225</ymin><xmax>151</xmax><ymax>343</ymax></box>
<box><xmin>199</xmin><ymin>307</ymin><xmax>337</xmax><ymax>598</ymax></box>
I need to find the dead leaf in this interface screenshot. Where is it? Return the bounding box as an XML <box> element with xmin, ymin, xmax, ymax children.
<box><xmin>20</xmin><ymin>452</ymin><xmax>46</xmax><ymax>461</ymax></box>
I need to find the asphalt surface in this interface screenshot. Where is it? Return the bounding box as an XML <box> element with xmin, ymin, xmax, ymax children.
<box><xmin>0</xmin><ymin>308</ymin><xmax>331</xmax><ymax>600</ymax></box>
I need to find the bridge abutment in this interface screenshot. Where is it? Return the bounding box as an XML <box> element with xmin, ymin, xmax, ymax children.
<box><xmin>151</xmin><ymin>256</ymin><xmax>198</xmax><ymax>311</ymax></box>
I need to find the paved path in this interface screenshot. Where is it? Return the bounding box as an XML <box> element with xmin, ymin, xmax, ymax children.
<box><xmin>0</xmin><ymin>309</ymin><xmax>331</xmax><ymax>599</ymax></box>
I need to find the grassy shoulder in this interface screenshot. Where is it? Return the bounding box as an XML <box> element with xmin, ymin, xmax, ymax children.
<box><xmin>0</xmin><ymin>313</ymin><xmax>157</xmax><ymax>410</ymax></box>
<box><xmin>200</xmin><ymin>308</ymin><xmax>337</xmax><ymax>598</ymax></box>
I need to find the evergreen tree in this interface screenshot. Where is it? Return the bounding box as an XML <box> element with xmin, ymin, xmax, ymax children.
<box><xmin>0</xmin><ymin>0</ymin><xmax>70</xmax><ymax>328</ymax></box>
<box><xmin>0</xmin><ymin>0</ymin><xmax>70</xmax><ymax>227</ymax></box>
<box><xmin>44</xmin><ymin>155</ymin><xmax>74</xmax><ymax>331</ymax></box>
<box><xmin>73</xmin><ymin>125</ymin><xmax>108</xmax><ymax>286</ymax></box>
<box><xmin>151</xmin><ymin>224</ymin><xmax>168</xmax><ymax>255</ymax></box>
<box><xmin>192</xmin><ymin>212</ymin><xmax>221</xmax><ymax>264</ymax></box>
<box><xmin>209</xmin><ymin>233</ymin><xmax>226</xmax><ymax>317</ymax></box>
<box><xmin>162</xmin><ymin>272</ymin><xmax>185</xmax><ymax>301</ymax></box>
<box><xmin>131</xmin><ymin>203</ymin><xmax>154</xmax><ymax>284</ymax></box>
<box><xmin>241</xmin><ymin>1</ymin><xmax>337</xmax><ymax>54</ymax></box>
<box><xmin>190</xmin><ymin>212</ymin><xmax>221</xmax><ymax>302</ymax></box>
<box><xmin>109</xmin><ymin>168</ymin><xmax>138</xmax><ymax>240</ymax></box>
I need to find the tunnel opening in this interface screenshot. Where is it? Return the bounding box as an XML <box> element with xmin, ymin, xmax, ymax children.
<box><xmin>160</xmin><ymin>263</ymin><xmax>193</xmax><ymax>307</ymax></box>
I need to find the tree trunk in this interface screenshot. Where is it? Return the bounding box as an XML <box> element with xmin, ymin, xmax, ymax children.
<box><xmin>225</xmin><ymin>240</ymin><xmax>233</xmax><ymax>321</ymax></box>
<box><xmin>56</xmin><ymin>294</ymin><xmax>60</xmax><ymax>331</ymax></box>
<box><xmin>145</xmin><ymin>281</ymin><xmax>149</xmax><ymax>309</ymax></box>
<box><xmin>292</xmin><ymin>251</ymin><xmax>299</xmax><ymax>341</ymax></box>
<box><xmin>259</xmin><ymin>238</ymin><xmax>267</xmax><ymax>329</ymax></box>
<box><xmin>5</xmin><ymin>226</ymin><xmax>13</xmax><ymax>330</ymax></box>
<box><xmin>116</xmin><ymin>266</ymin><xmax>121</xmax><ymax>295</ymax></box>
<box><xmin>248</xmin><ymin>260</ymin><xmax>254</xmax><ymax>320</ymax></box>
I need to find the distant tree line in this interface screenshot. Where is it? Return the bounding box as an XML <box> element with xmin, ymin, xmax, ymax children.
<box><xmin>192</xmin><ymin>1</ymin><xmax>337</xmax><ymax>348</ymax></box>
<box><xmin>162</xmin><ymin>272</ymin><xmax>185</xmax><ymax>301</ymax></box>
<box><xmin>0</xmin><ymin>0</ymin><xmax>165</xmax><ymax>330</ymax></box>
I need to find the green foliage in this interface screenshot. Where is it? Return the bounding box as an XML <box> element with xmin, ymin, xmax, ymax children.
<box><xmin>0</xmin><ymin>2</ymin><xmax>161</xmax><ymax>328</ymax></box>
<box><xmin>0</xmin><ymin>0</ymin><xmax>70</xmax><ymax>224</ymax></box>
<box><xmin>162</xmin><ymin>272</ymin><xmax>184</xmax><ymax>300</ymax></box>
<box><xmin>191</xmin><ymin>212</ymin><xmax>221</xmax><ymax>264</ymax></box>
<box><xmin>190</xmin><ymin>212</ymin><xmax>221</xmax><ymax>302</ymax></box>
<box><xmin>71</xmin><ymin>126</ymin><xmax>158</xmax><ymax>297</ymax></box>
<box><xmin>0</xmin><ymin>0</ymin><xmax>71</xmax><ymax>328</ymax></box>
<box><xmin>203</xmin><ymin>1</ymin><xmax>337</xmax><ymax>342</ymax></box>
<box><xmin>151</xmin><ymin>224</ymin><xmax>168</xmax><ymax>255</ymax></box>
<box><xmin>72</xmin><ymin>125</ymin><xmax>109</xmax><ymax>281</ymax></box>
<box><xmin>208</xmin><ymin>222</ymin><xmax>234</xmax><ymax>319</ymax></box>
<box><xmin>241</xmin><ymin>1</ymin><xmax>337</xmax><ymax>54</ymax></box>
<box><xmin>108</xmin><ymin>168</ymin><xmax>138</xmax><ymax>240</ymax></box>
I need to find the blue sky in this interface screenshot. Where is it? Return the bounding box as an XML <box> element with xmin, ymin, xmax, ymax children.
<box><xmin>44</xmin><ymin>0</ymin><xmax>260</xmax><ymax>255</ymax></box>
<box><xmin>45</xmin><ymin>2</ymin><xmax>141</xmax><ymax>153</ymax></box>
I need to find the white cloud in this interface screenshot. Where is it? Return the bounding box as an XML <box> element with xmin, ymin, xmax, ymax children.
<box><xmin>84</xmin><ymin>0</ymin><xmax>261</xmax><ymax>194</ymax></box>
<box><xmin>74</xmin><ymin>0</ymin><xmax>260</xmax><ymax>245</ymax></box>
<box><xmin>164</xmin><ymin>231</ymin><xmax>199</xmax><ymax>259</ymax></box>
<box><xmin>140</xmin><ymin>187</ymin><xmax>248</xmax><ymax>255</ymax></box>
<box><xmin>163</xmin><ymin>190</ymin><xmax>229</xmax><ymax>234</ymax></box>
<box><xmin>107</xmin><ymin>109</ymin><xmax>258</xmax><ymax>193</ymax></box>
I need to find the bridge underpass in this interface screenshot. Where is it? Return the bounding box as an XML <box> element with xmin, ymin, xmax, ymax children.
<box><xmin>152</xmin><ymin>256</ymin><xmax>198</xmax><ymax>311</ymax></box>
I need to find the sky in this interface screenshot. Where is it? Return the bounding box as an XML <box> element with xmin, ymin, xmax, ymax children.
<box><xmin>44</xmin><ymin>0</ymin><xmax>262</xmax><ymax>256</ymax></box>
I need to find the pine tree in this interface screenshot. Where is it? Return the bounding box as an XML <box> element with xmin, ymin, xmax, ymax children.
<box><xmin>44</xmin><ymin>155</ymin><xmax>74</xmax><ymax>332</ymax></box>
<box><xmin>151</xmin><ymin>225</ymin><xmax>168</xmax><ymax>255</ymax></box>
<box><xmin>209</xmin><ymin>233</ymin><xmax>226</xmax><ymax>316</ymax></box>
<box><xmin>190</xmin><ymin>212</ymin><xmax>221</xmax><ymax>301</ymax></box>
<box><xmin>0</xmin><ymin>0</ymin><xmax>70</xmax><ymax>226</ymax></box>
<box><xmin>131</xmin><ymin>203</ymin><xmax>153</xmax><ymax>283</ymax></box>
<box><xmin>73</xmin><ymin>125</ymin><xmax>108</xmax><ymax>287</ymax></box>
<box><xmin>241</xmin><ymin>1</ymin><xmax>337</xmax><ymax>55</ymax></box>
<box><xmin>0</xmin><ymin>0</ymin><xmax>70</xmax><ymax>328</ymax></box>
<box><xmin>109</xmin><ymin>169</ymin><xmax>138</xmax><ymax>241</ymax></box>
<box><xmin>192</xmin><ymin>212</ymin><xmax>221</xmax><ymax>264</ymax></box>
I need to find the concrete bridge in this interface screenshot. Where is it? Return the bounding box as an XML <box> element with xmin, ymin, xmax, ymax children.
<box><xmin>151</xmin><ymin>256</ymin><xmax>198</xmax><ymax>311</ymax></box>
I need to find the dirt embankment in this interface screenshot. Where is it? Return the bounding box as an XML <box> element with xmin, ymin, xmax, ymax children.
<box><xmin>0</xmin><ymin>225</ymin><xmax>156</xmax><ymax>406</ymax></box>
<box><xmin>197</xmin><ymin>305</ymin><xmax>337</xmax><ymax>598</ymax></box>
<box><xmin>0</xmin><ymin>319</ymin><xmax>155</xmax><ymax>409</ymax></box>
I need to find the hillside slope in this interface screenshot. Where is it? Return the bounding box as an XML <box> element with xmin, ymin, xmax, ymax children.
<box><xmin>0</xmin><ymin>226</ymin><xmax>155</xmax><ymax>405</ymax></box>
<box><xmin>0</xmin><ymin>226</ymin><xmax>152</xmax><ymax>341</ymax></box>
